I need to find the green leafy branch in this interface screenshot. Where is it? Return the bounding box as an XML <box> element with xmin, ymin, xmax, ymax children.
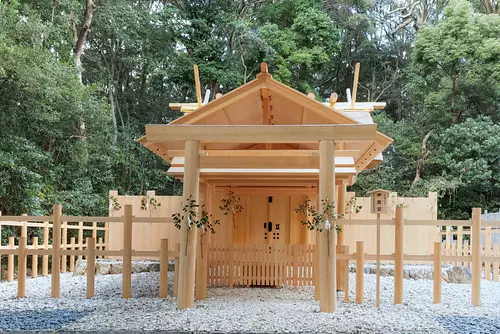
<box><xmin>345</xmin><ymin>196</ymin><xmax>363</xmax><ymax>215</ymax></box>
<box><xmin>294</xmin><ymin>196</ymin><xmax>342</xmax><ymax>233</ymax></box>
<box><xmin>109</xmin><ymin>195</ymin><xmax>121</xmax><ymax>211</ymax></box>
<box><xmin>173</xmin><ymin>195</ymin><xmax>220</xmax><ymax>234</ymax></box>
<box><xmin>219</xmin><ymin>191</ymin><xmax>244</xmax><ymax>228</ymax></box>
<box><xmin>140</xmin><ymin>195</ymin><xmax>162</xmax><ymax>211</ymax></box>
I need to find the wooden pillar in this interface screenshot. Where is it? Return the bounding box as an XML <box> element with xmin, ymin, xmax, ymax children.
<box><xmin>61</xmin><ymin>221</ymin><xmax>67</xmax><ymax>273</ymax></box>
<box><xmin>355</xmin><ymin>241</ymin><xmax>364</xmax><ymax>304</ymax></box>
<box><xmin>196</xmin><ymin>183</ymin><xmax>208</xmax><ymax>300</ymax></box>
<box><xmin>178</xmin><ymin>140</ymin><xmax>200</xmax><ymax>310</ymax></box>
<box><xmin>394</xmin><ymin>206</ymin><xmax>404</xmax><ymax>304</ymax></box>
<box><xmin>86</xmin><ymin>237</ymin><xmax>96</xmax><ymax>299</ymax></box>
<box><xmin>160</xmin><ymin>239</ymin><xmax>169</xmax><ymax>298</ymax></box>
<box><xmin>122</xmin><ymin>205</ymin><xmax>133</xmax><ymax>299</ymax></box>
<box><xmin>32</xmin><ymin>237</ymin><xmax>38</xmax><ymax>278</ymax></box>
<box><xmin>319</xmin><ymin>140</ymin><xmax>336</xmax><ymax>313</ymax></box>
<box><xmin>471</xmin><ymin>208</ymin><xmax>481</xmax><ymax>306</ymax></box>
<box><xmin>342</xmin><ymin>245</ymin><xmax>349</xmax><ymax>302</ymax></box>
<box><xmin>485</xmin><ymin>226</ymin><xmax>491</xmax><ymax>280</ymax></box>
<box><xmin>174</xmin><ymin>243</ymin><xmax>180</xmax><ymax>298</ymax></box>
<box><xmin>336</xmin><ymin>184</ymin><xmax>347</xmax><ymax>292</ymax></box>
<box><xmin>42</xmin><ymin>220</ymin><xmax>49</xmax><ymax>276</ymax></box>
<box><xmin>433</xmin><ymin>242</ymin><xmax>442</xmax><ymax>304</ymax></box>
<box><xmin>51</xmin><ymin>204</ymin><xmax>62</xmax><ymax>298</ymax></box>
<box><xmin>314</xmin><ymin>230</ymin><xmax>320</xmax><ymax>301</ymax></box>
<box><xmin>18</xmin><ymin>237</ymin><xmax>27</xmax><ymax>298</ymax></box>
<box><xmin>7</xmin><ymin>237</ymin><xmax>14</xmax><ymax>281</ymax></box>
<box><xmin>69</xmin><ymin>237</ymin><xmax>75</xmax><ymax>272</ymax></box>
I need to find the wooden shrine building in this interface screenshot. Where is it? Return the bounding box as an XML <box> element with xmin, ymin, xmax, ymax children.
<box><xmin>138</xmin><ymin>63</ymin><xmax>393</xmax><ymax>313</ymax></box>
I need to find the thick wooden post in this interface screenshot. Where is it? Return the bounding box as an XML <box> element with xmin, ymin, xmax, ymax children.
<box><xmin>319</xmin><ymin>140</ymin><xmax>336</xmax><ymax>313</ymax></box>
<box><xmin>196</xmin><ymin>184</ymin><xmax>208</xmax><ymax>299</ymax></box>
<box><xmin>86</xmin><ymin>237</ymin><xmax>96</xmax><ymax>299</ymax></box>
<box><xmin>174</xmin><ymin>243</ymin><xmax>180</xmax><ymax>298</ymax></box>
<box><xmin>394</xmin><ymin>207</ymin><xmax>404</xmax><ymax>304</ymax></box>
<box><xmin>7</xmin><ymin>237</ymin><xmax>14</xmax><ymax>281</ymax></box>
<box><xmin>51</xmin><ymin>204</ymin><xmax>62</xmax><ymax>298</ymax></box>
<box><xmin>122</xmin><ymin>205</ymin><xmax>133</xmax><ymax>299</ymax></box>
<box><xmin>32</xmin><ymin>237</ymin><xmax>38</xmax><ymax>278</ymax></box>
<box><xmin>178</xmin><ymin>140</ymin><xmax>200</xmax><ymax>310</ymax></box>
<box><xmin>160</xmin><ymin>239</ymin><xmax>169</xmax><ymax>298</ymax></box>
<box><xmin>471</xmin><ymin>208</ymin><xmax>481</xmax><ymax>306</ymax></box>
<box><xmin>433</xmin><ymin>242</ymin><xmax>442</xmax><ymax>304</ymax></box>
<box><xmin>18</xmin><ymin>237</ymin><xmax>27</xmax><ymax>298</ymax></box>
<box><xmin>355</xmin><ymin>241</ymin><xmax>364</xmax><ymax>304</ymax></box>
<box><xmin>42</xmin><ymin>220</ymin><xmax>49</xmax><ymax>276</ymax></box>
<box><xmin>337</xmin><ymin>184</ymin><xmax>346</xmax><ymax>291</ymax></box>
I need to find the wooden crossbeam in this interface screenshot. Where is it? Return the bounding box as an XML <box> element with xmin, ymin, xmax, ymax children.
<box><xmin>145</xmin><ymin>124</ymin><xmax>377</xmax><ymax>143</ymax></box>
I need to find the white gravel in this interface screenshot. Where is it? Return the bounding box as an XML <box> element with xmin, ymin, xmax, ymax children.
<box><xmin>0</xmin><ymin>272</ymin><xmax>499</xmax><ymax>333</ymax></box>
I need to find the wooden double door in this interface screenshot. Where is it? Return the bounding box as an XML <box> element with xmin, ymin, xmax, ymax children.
<box><xmin>248</xmin><ymin>196</ymin><xmax>290</xmax><ymax>245</ymax></box>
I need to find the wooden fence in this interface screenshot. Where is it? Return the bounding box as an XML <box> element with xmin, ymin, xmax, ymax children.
<box><xmin>0</xmin><ymin>205</ymin><xmax>179</xmax><ymax>299</ymax></box>
<box><xmin>208</xmin><ymin>244</ymin><xmax>315</xmax><ymax>287</ymax></box>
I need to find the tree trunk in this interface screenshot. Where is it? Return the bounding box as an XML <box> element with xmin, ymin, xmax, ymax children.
<box><xmin>412</xmin><ymin>130</ymin><xmax>434</xmax><ymax>186</ymax></box>
<box><xmin>74</xmin><ymin>0</ymin><xmax>95</xmax><ymax>83</ymax></box>
<box><xmin>450</xmin><ymin>74</ymin><xmax>459</xmax><ymax>123</ymax></box>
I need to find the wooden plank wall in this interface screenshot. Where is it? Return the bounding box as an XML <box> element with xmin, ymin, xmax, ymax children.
<box><xmin>108</xmin><ymin>190</ymin><xmax>181</xmax><ymax>254</ymax></box>
<box><xmin>341</xmin><ymin>192</ymin><xmax>439</xmax><ymax>258</ymax></box>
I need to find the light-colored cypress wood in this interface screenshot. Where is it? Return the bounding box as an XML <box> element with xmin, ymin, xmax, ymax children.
<box><xmin>177</xmin><ymin>140</ymin><xmax>200</xmax><ymax>310</ymax></box>
<box><xmin>314</xmin><ymin>234</ymin><xmax>320</xmax><ymax>300</ymax></box>
<box><xmin>485</xmin><ymin>226</ymin><xmax>491</xmax><ymax>280</ymax></box>
<box><xmin>471</xmin><ymin>208</ymin><xmax>481</xmax><ymax>306</ymax></box>
<box><xmin>356</xmin><ymin>241</ymin><xmax>364</xmax><ymax>304</ymax></box>
<box><xmin>228</xmin><ymin>242</ymin><xmax>234</xmax><ymax>288</ymax></box>
<box><xmin>51</xmin><ymin>204</ymin><xmax>62</xmax><ymax>298</ymax></box>
<box><xmin>32</xmin><ymin>237</ymin><xmax>38</xmax><ymax>278</ymax></box>
<box><xmin>464</xmin><ymin>240</ymin><xmax>470</xmax><ymax>267</ymax></box>
<box><xmin>457</xmin><ymin>226</ymin><xmax>463</xmax><ymax>266</ymax></box>
<box><xmin>69</xmin><ymin>237</ymin><xmax>75</xmax><ymax>272</ymax></box>
<box><xmin>376</xmin><ymin>213</ymin><xmax>381</xmax><ymax>308</ymax></box>
<box><xmin>445</xmin><ymin>226</ymin><xmax>451</xmax><ymax>264</ymax></box>
<box><xmin>343</xmin><ymin>245</ymin><xmax>349</xmax><ymax>302</ymax></box>
<box><xmin>160</xmin><ymin>239</ymin><xmax>169</xmax><ymax>298</ymax></box>
<box><xmin>174</xmin><ymin>243</ymin><xmax>180</xmax><ymax>298</ymax></box>
<box><xmin>7</xmin><ymin>237</ymin><xmax>14</xmax><ymax>281</ymax></box>
<box><xmin>337</xmin><ymin>184</ymin><xmax>346</xmax><ymax>291</ymax></box>
<box><xmin>78</xmin><ymin>221</ymin><xmax>84</xmax><ymax>261</ymax></box>
<box><xmin>42</xmin><ymin>221</ymin><xmax>49</xmax><ymax>276</ymax></box>
<box><xmin>18</xmin><ymin>237</ymin><xmax>27</xmax><ymax>298</ymax></box>
<box><xmin>319</xmin><ymin>140</ymin><xmax>336</xmax><ymax>313</ymax></box>
<box><xmin>433</xmin><ymin>242</ymin><xmax>442</xmax><ymax>304</ymax></box>
<box><xmin>394</xmin><ymin>207</ymin><xmax>404</xmax><ymax>304</ymax></box>
<box><xmin>122</xmin><ymin>205</ymin><xmax>133</xmax><ymax>299</ymax></box>
<box><xmin>61</xmin><ymin>220</ymin><xmax>67</xmax><ymax>273</ymax></box>
<box><xmin>86</xmin><ymin>237</ymin><xmax>96</xmax><ymax>299</ymax></box>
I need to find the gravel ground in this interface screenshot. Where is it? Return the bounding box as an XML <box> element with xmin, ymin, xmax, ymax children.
<box><xmin>0</xmin><ymin>272</ymin><xmax>499</xmax><ymax>333</ymax></box>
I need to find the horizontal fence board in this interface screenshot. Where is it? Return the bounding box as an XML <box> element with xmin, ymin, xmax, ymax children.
<box><xmin>342</xmin><ymin>219</ymin><xmax>395</xmax><ymax>226</ymax></box>
<box><xmin>0</xmin><ymin>216</ymin><xmax>53</xmax><ymax>222</ymax></box>
<box><xmin>483</xmin><ymin>221</ymin><xmax>500</xmax><ymax>227</ymax></box>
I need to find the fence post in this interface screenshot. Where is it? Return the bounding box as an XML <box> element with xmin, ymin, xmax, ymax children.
<box><xmin>174</xmin><ymin>243</ymin><xmax>180</xmax><ymax>298</ymax></box>
<box><xmin>8</xmin><ymin>236</ymin><xmax>15</xmax><ymax>281</ymax></box>
<box><xmin>98</xmin><ymin>237</ymin><xmax>103</xmax><ymax>259</ymax></box>
<box><xmin>61</xmin><ymin>220</ymin><xmax>67</xmax><ymax>273</ymax></box>
<box><xmin>433</xmin><ymin>242</ymin><xmax>442</xmax><ymax>304</ymax></box>
<box><xmin>356</xmin><ymin>241</ymin><xmax>364</xmax><ymax>304</ymax></box>
<box><xmin>394</xmin><ymin>207</ymin><xmax>404</xmax><ymax>304</ymax></box>
<box><xmin>42</xmin><ymin>220</ymin><xmax>49</xmax><ymax>276</ymax></box>
<box><xmin>485</xmin><ymin>226</ymin><xmax>491</xmax><ymax>280</ymax></box>
<box><xmin>51</xmin><ymin>204</ymin><xmax>62</xmax><ymax>298</ymax></box>
<box><xmin>18</xmin><ymin>237</ymin><xmax>27</xmax><ymax>298</ymax></box>
<box><xmin>160</xmin><ymin>238</ymin><xmax>169</xmax><ymax>299</ymax></box>
<box><xmin>78</xmin><ymin>221</ymin><xmax>84</xmax><ymax>261</ymax></box>
<box><xmin>471</xmin><ymin>208</ymin><xmax>481</xmax><ymax>306</ymax></box>
<box><xmin>32</xmin><ymin>237</ymin><xmax>38</xmax><ymax>278</ymax></box>
<box><xmin>342</xmin><ymin>245</ymin><xmax>349</xmax><ymax>302</ymax></box>
<box><xmin>86</xmin><ymin>237</ymin><xmax>96</xmax><ymax>299</ymax></box>
<box><xmin>122</xmin><ymin>205</ymin><xmax>133</xmax><ymax>299</ymax></box>
<box><xmin>69</xmin><ymin>237</ymin><xmax>75</xmax><ymax>272</ymax></box>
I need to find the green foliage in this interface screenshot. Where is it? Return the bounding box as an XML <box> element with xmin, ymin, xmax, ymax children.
<box><xmin>294</xmin><ymin>196</ymin><xmax>342</xmax><ymax>233</ymax></box>
<box><xmin>218</xmin><ymin>191</ymin><xmax>244</xmax><ymax>216</ymax></box>
<box><xmin>173</xmin><ymin>196</ymin><xmax>220</xmax><ymax>234</ymax></box>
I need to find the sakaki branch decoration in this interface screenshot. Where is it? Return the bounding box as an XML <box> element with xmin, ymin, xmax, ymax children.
<box><xmin>294</xmin><ymin>196</ymin><xmax>342</xmax><ymax>233</ymax></box>
<box><xmin>219</xmin><ymin>191</ymin><xmax>244</xmax><ymax>228</ymax></box>
<box><xmin>173</xmin><ymin>195</ymin><xmax>220</xmax><ymax>234</ymax></box>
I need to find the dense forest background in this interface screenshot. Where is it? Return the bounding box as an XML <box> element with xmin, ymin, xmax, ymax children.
<box><xmin>0</xmin><ymin>0</ymin><xmax>499</xmax><ymax>219</ymax></box>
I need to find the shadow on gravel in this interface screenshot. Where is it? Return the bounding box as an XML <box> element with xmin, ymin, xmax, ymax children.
<box><xmin>435</xmin><ymin>315</ymin><xmax>500</xmax><ymax>334</ymax></box>
<box><xmin>0</xmin><ymin>309</ymin><xmax>89</xmax><ymax>331</ymax></box>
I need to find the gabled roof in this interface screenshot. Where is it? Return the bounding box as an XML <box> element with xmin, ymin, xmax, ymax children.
<box><xmin>138</xmin><ymin>65</ymin><xmax>393</xmax><ymax>186</ymax></box>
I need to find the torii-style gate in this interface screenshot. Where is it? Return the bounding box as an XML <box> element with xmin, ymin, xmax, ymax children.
<box><xmin>139</xmin><ymin>63</ymin><xmax>393</xmax><ymax>313</ymax></box>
